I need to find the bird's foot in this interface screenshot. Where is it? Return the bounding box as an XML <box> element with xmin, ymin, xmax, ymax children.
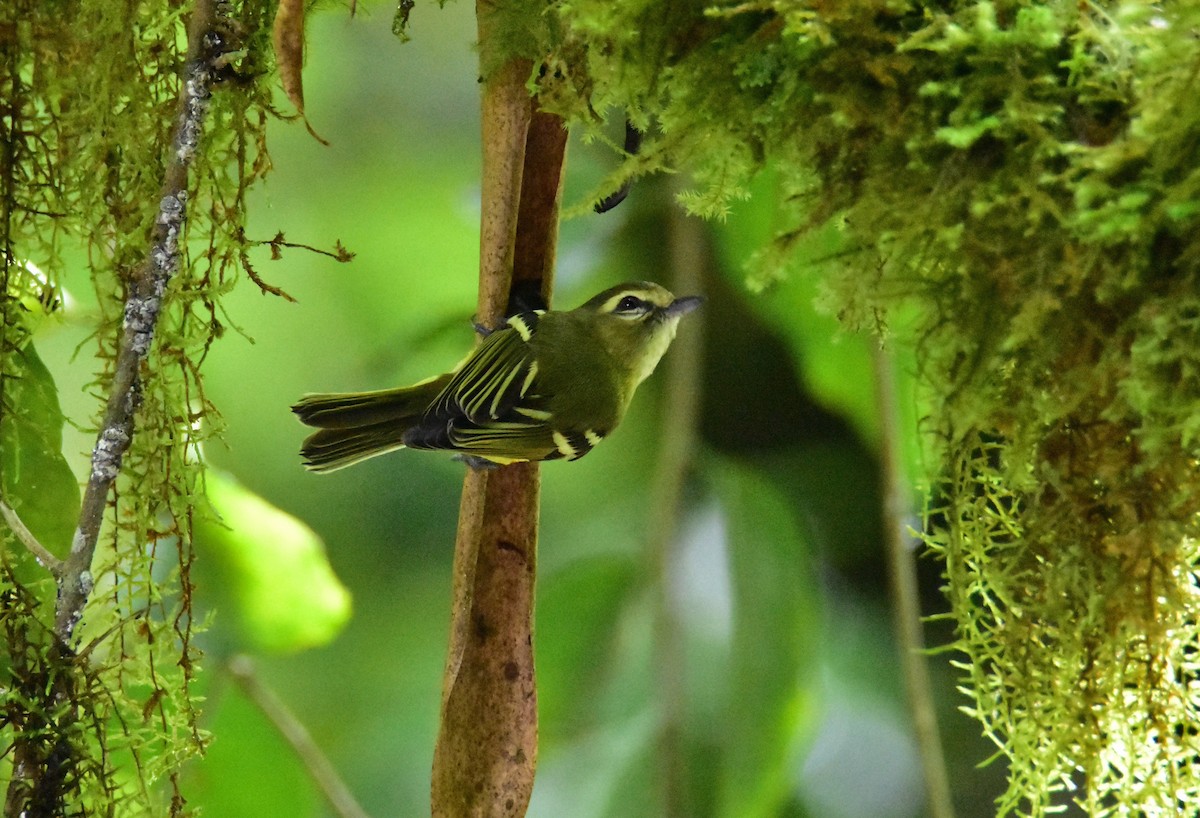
<box><xmin>453</xmin><ymin>454</ymin><xmax>502</xmax><ymax>471</ymax></box>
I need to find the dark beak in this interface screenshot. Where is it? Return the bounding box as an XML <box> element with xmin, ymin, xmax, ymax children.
<box><xmin>665</xmin><ymin>295</ymin><xmax>705</xmax><ymax>318</ymax></box>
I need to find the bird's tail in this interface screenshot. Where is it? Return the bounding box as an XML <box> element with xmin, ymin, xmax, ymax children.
<box><xmin>291</xmin><ymin>376</ymin><xmax>451</xmax><ymax>472</ymax></box>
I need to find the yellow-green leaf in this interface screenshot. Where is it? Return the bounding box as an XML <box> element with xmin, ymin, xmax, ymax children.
<box><xmin>196</xmin><ymin>470</ymin><xmax>351</xmax><ymax>653</ymax></box>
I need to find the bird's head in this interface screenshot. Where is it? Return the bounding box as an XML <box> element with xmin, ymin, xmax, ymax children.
<box><xmin>577</xmin><ymin>281</ymin><xmax>704</xmax><ymax>387</ymax></box>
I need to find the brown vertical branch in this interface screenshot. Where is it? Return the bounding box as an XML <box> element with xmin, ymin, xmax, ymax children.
<box><xmin>436</xmin><ymin>53</ymin><xmax>532</xmax><ymax>716</ymax></box>
<box><xmin>513</xmin><ymin>104</ymin><xmax>568</xmax><ymax>298</ymax></box>
<box><xmin>433</xmin><ymin>465</ymin><xmax>541</xmax><ymax>818</ymax></box>
<box><xmin>431</xmin><ymin>6</ymin><xmax>568</xmax><ymax>815</ymax></box>
<box><xmin>470</xmin><ymin>53</ymin><xmax>533</xmax><ymax>332</ymax></box>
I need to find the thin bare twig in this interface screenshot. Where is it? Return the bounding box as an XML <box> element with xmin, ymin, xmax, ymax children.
<box><xmin>239</xmin><ymin>250</ymin><xmax>297</xmax><ymax>302</ymax></box>
<box><xmin>873</xmin><ymin>342</ymin><xmax>956</xmax><ymax>818</ymax></box>
<box><xmin>54</xmin><ymin>0</ymin><xmax>221</xmax><ymax>642</ymax></box>
<box><xmin>227</xmin><ymin>656</ymin><xmax>373</xmax><ymax>818</ymax></box>
<box><xmin>257</xmin><ymin>231</ymin><xmax>355</xmax><ymax>263</ymax></box>
<box><xmin>0</xmin><ymin>498</ymin><xmax>64</xmax><ymax>576</ymax></box>
<box><xmin>649</xmin><ymin>200</ymin><xmax>706</xmax><ymax>817</ymax></box>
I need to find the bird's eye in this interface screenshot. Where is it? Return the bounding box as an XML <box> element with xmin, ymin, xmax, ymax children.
<box><xmin>615</xmin><ymin>295</ymin><xmax>645</xmax><ymax>313</ymax></box>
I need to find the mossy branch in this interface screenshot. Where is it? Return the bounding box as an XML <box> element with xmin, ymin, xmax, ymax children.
<box><xmin>1</xmin><ymin>0</ymin><xmax>276</xmax><ymax>810</ymax></box>
<box><xmin>3</xmin><ymin>3</ymin><xmax>228</xmax><ymax>813</ymax></box>
<box><xmin>53</xmin><ymin>0</ymin><xmax>220</xmax><ymax>643</ymax></box>
<box><xmin>536</xmin><ymin>4</ymin><xmax>1200</xmax><ymax>810</ymax></box>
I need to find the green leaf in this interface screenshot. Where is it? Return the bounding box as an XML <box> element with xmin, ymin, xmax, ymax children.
<box><xmin>195</xmin><ymin>470</ymin><xmax>352</xmax><ymax>653</ymax></box>
<box><xmin>712</xmin><ymin>458</ymin><xmax>820</xmax><ymax>818</ymax></box>
<box><xmin>0</xmin><ymin>342</ymin><xmax>81</xmax><ymax>557</ymax></box>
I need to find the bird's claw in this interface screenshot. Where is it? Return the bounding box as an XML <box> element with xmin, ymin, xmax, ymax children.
<box><xmin>453</xmin><ymin>453</ymin><xmax>502</xmax><ymax>470</ymax></box>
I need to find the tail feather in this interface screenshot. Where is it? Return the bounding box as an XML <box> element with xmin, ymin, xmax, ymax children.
<box><xmin>292</xmin><ymin>377</ymin><xmax>450</xmax><ymax>429</ymax></box>
<box><xmin>299</xmin><ymin>422</ymin><xmax>410</xmax><ymax>473</ymax></box>
<box><xmin>292</xmin><ymin>378</ymin><xmax>449</xmax><ymax>472</ymax></box>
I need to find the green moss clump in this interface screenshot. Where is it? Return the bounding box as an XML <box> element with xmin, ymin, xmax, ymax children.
<box><xmin>538</xmin><ymin>1</ymin><xmax>1200</xmax><ymax>813</ymax></box>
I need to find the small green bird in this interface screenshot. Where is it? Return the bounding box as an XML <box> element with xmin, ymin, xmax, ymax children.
<box><xmin>292</xmin><ymin>281</ymin><xmax>703</xmax><ymax>471</ymax></box>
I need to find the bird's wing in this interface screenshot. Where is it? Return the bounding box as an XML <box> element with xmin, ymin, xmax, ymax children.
<box><xmin>447</xmin><ymin>417</ymin><xmax>606</xmax><ymax>463</ymax></box>
<box><xmin>445</xmin><ymin>418</ymin><xmax>557</xmax><ymax>464</ymax></box>
<box><xmin>433</xmin><ymin>314</ymin><xmax>542</xmax><ymax>423</ymax></box>
<box><xmin>408</xmin><ymin>311</ymin><xmax>609</xmax><ymax>464</ymax></box>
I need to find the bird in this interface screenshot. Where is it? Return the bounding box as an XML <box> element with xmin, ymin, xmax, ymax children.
<box><xmin>292</xmin><ymin>281</ymin><xmax>703</xmax><ymax>471</ymax></box>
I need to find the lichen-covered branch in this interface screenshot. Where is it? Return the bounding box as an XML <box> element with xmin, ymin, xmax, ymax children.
<box><xmin>4</xmin><ymin>0</ymin><xmax>275</xmax><ymax>812</ymax></box>
<box><xmin>54</xmin><ymin>0</ymin><xmax>221</xmax><ymax>643</ymax></box>
<box><xmin>3</xmin><ymin>3</ymin><xmax>232</xmax><ymax>813</ymax></box>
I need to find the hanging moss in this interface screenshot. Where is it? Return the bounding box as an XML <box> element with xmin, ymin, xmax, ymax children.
<box><xmin>534</xmin><ymin>1</ymin><xmax>1200</xmax><ymax>813</ymax></box>
<box><xmin>1</xmin><ymin>0</ymin><xmax>275</xmax><ymax>813</ymax></box>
